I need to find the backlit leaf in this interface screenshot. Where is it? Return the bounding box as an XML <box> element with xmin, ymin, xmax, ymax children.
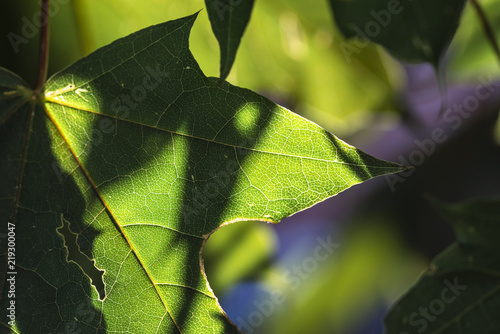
<box><xmin>1</xmin><ymin>13</ymin><xmax>404</xmax><ymax>333</ymax></box>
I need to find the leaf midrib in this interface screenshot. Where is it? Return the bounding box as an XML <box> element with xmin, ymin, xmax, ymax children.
<box><xmin>42</xmin><ymin>104</ymin><xmax>183</xmax><ymax>333</ymax></box>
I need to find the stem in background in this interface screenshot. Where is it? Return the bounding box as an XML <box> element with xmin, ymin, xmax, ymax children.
<box><xmin>34</xmin><ymin>0</ymin><xmax>51</xmax><ymax>95</ymax></box>
<box><xmin>470</xmin><ymin>0</ymin><xmax>500</xmax><ymax>67</ymax></box>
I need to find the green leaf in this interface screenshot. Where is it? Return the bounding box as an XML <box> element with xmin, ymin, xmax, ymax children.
<box><xmin>205</xmin><ymin>0</ymin><xmax>255</xmax><ymax>81</ymax></box>
<box><xmin>0</xmin><ymin>67</ymin><xmax>33</xmax><ymax>223</ymax></box>
<box><xmin>385</xmin><ymin>198</ymin><xmax>500</xmax><ymax>334</ymax></box>
<box><xmin>2</xmin><ymin>13</ymin><xmax>404</xmax><ymax>333</ymax></box>
<box><xmin>0</xmin><ymin>67</ymin><xmax>32</xmax><ymax>123</ymax></box>
<box><xmin>329</xmin><ymin>0</ymin><xmax>467</xmax><ymax>65</ymax></box>
<box><xmin>448</xmin><ymin>0</ymin><xmax>500</xmax><ymax>80</ymax></box>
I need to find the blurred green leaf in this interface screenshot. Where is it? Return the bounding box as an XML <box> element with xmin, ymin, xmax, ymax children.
<box><xmin>2</xmin><ymin>12</ymin><xmax>405</xmax><ymax>333</ymax></box>
<box><xmin>205</xmin><ymin>0</ymin><xmax>255</xmax><ymax>81</ymax></box>
<box><xmin>448</xmin><ymin>0</ymin><xmax>500</xmax><ymax>81</ymax></box>
<box><xmin>385</xmin><ymin>198</ymin><xmax>500</xmax><ymax>333</ymax></box>
<box><xmin>203</xmin><ymin>220</ymin><xmax>277</xmax><ymax>295</ymax></box>
<box><xmin>329</xmin><ymin>0</ymin><xmax>466</xmax><ymax>65</ymax></box>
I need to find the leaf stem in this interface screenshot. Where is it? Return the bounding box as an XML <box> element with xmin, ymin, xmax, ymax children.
<box><xmin>34</xmin><ymin>0</ymin><xmax>51</xmax><ymax>95</ymax></box>
<box><xmin>470</xmin><ymin>0</ymin><xmax>500</xmax><ymax>68</ymax></box>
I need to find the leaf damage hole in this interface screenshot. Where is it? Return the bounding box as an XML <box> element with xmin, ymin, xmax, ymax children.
<box><xmin>57</xmin><ymin>218</ymin><xmax>106</xmax><ymax>300</ymax></box>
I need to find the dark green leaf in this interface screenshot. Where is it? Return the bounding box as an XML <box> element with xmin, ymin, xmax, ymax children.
<box><xmin>385</xmin><ymin>198</ymin><xmax>500</xmax><ymax>334</ymax></box>
<box><xmin>0</xmin><ymin>67</ymin><xmax>32</xmax><ymax>123</ymax></box>
<box><xmin>329</xmin><ymin>0</ymin><xmax>467</xmax><ymax>65</ymax></box>
<box><xmin>205</xmin><ymin>0</ymin><xmax>255</xmax><ymax>81</ymax></box>
<box><xmin>0</xmin><ymin>67</ymin><xmax>33</xmax><ymax>223</ymax></box>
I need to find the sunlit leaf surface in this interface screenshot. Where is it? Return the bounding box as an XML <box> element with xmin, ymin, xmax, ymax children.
<box><xmin>1</xmin><ymin>14</ymin><xmax>403</xmax><ymax>333</ymax></box>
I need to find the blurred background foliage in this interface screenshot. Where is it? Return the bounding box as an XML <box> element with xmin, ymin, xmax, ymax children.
<box><xmin>1</xmin><ymin>1</ymin><xmax>500</xmax><ymax>333</ymax></box>
<box><xmin>448</xmin><ymin>0</ymin><xmax>500</xmax><ymax>81</ymax></box>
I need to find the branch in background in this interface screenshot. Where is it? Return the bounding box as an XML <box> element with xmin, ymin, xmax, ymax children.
<box><xmin>470</xmin><ymin>0</ymin><xmax>500</xmax><ymax>68</ymax></box>
<box><xmin>34</xmin><ymin>0</ymin><xmax>51</xmax><ymax>94</ymax></box>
